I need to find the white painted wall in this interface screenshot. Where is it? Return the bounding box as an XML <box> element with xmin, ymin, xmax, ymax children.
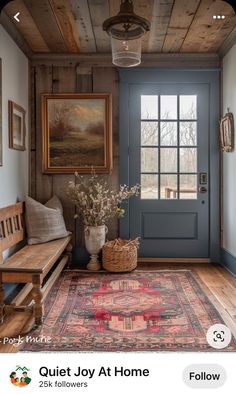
<box><xmin>0</xmin><ymin>25</ymin><xmax>29</xmax><ymax>208</ymax></box>
<box><xmin>222</xmin><ymin>43</ymin><xmax>236</xmax><ymax>257</ymax></box>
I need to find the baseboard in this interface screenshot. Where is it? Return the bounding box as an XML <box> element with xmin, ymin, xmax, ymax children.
<box><xmin>220</xmin><ymin>248</ymin><xmax>236</xmax><ymax>276</ymax></box>
<box><xmin>137</xmin><ymin>258</ymin><xmax>210</xmax><ymax>263</ymax></box>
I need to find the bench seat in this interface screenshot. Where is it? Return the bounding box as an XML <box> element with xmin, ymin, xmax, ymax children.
<box><xmin>0</xmin><ymin>202</ymin><xmax>72</xmax><ymax>327</ymax></box>
<box><xmin>1</xmin><ymin>236</ymin><xmax>71</xmax><ymax>275</ymax></box>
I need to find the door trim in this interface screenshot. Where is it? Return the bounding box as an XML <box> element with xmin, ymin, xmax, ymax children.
<box><xmin>119</xmin><ymin>69</ymin><xmax>220</xmax><ymax>262</ymax></box>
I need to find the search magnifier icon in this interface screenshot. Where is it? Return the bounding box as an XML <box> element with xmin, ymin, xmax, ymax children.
<box><xmin>213</xmin><ymin>330</ymin><xmax>225</xmax><ymax>342</ymax></box>
<box><xmin>207</xmin><ymin>324</ymin><xmax>232</xmax><ymax>349</ymax></box>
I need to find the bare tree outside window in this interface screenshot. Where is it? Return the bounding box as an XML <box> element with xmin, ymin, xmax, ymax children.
<box><xmin>140</xmin><ymin>95</ymin><xmax>197</xmax><ymax>199</ymax></box>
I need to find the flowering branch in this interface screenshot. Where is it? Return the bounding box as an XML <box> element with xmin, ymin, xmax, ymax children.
<box><xmin>66</xmin><ymin>172</ymin><xmax>139</xmax><ymax>226</ymax></box>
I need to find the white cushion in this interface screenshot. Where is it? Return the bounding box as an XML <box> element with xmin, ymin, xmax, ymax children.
<box><xmin>25</xmin><ymin>195</ymin><xmax>70</xmax><ymax>245</ymax></box>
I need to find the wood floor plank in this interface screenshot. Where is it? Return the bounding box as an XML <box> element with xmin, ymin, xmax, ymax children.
<box><xmin>217</xmin><ymin>265</ymin><xmax>236</xmax><ymax>288</ymax></box>
<box><xmin>0</xmin><ymin>311</ymin><xmax>32</xmax><ymax>339</ymax></box>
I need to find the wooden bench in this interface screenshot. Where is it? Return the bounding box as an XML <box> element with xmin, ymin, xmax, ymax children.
<box><xmin>0</xmin><ymin>202</ymin><xmax>72</xmax><ymax>326</ymax></box>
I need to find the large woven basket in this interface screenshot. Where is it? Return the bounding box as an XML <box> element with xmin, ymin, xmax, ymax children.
<box><xmin>102</xmin><ymin>238</ymin><xmax>139</xmax><ymax>272</ymax></box>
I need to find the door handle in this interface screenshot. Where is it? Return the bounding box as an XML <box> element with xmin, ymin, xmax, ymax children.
<box><xmin>199</xmin><ymin>186</ymin><xmax>207</xmax><ymax>193</ymax></box>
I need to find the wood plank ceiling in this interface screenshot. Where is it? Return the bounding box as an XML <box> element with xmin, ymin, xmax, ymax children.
<box><xmin>3</xmin><ymin>0</ymin><xmax>236</xmax><ymax>54</ymax></box>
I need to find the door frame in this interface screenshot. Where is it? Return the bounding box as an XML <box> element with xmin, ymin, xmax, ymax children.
<box><xmin>119</xmin><ymin>68</ymin><xmax>220</xmax><ymax>262</ymax></box>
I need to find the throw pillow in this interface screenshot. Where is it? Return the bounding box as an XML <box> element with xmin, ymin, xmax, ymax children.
<box><xmin>25</xmin><ymin>195</ymin><xmax>70</xmax><ymax>245</ymax></box>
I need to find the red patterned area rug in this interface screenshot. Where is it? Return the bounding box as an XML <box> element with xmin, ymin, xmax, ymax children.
<box><xmin>22</xmin><ymin>270</ymin><xmax>236</xmax><ymax>352</ymax></box>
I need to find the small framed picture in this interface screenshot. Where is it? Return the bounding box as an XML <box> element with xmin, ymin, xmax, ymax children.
<box><xmin>8</xmin><ymin>100</ymin><xmax>26</xmax><ymax>151</ymax></box>
<box><xmin>220</xmin><ymin>112</ymin><xmax>234</xmax><ymax>152</ymax></box>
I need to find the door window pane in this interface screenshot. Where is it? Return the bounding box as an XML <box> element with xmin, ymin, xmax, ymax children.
<box><xmin>141</xmin><ymin>95</ymin><xmax>158</xmax><ymax>119</ymax></box>
<box><xmin>161</xmin><ymin>95</ymin><xmax>177</xmax><ymax>119</ymax></box>
<box><xmin>180</xmin><ymin>122</ymin><xmax>197</xmax><ymax>146</ymax></box>
<box><xmin>141</xmin><ymin>122</ymin><xmax>158</xmax><ymax>145</ymax></box>
<box><xmin>160</xmin><ymin>175</ymin><xmax>177</xmax><ymax>199</ymax></box>
<box><xmin>160</xmin><ymin>148</ymin><xmax>177</xmax><ymax>173</ymax></box>
<box><xmin>141</xmin><ymin>174</ymin><xmax>158</xmax><ymax>199</ymax></box>
<box><xmin>180</xmin><ymin>148</ymin><xmax>197</xmax><ymax>173</ymax></box>
<box><xmin>139</xmin><ymin>93</ymin><xmax>199</xmax><ymax>200</ymax></box>
<box><xmin>161</xmin><ymin>122</ymin><xmax>177</xmax><ymax>146</ymax></box>
<box><xmin>180</xmin><ymin>175</ymin><xmax>197</xmax><ymax>199</ymax></box>
<box><xmin>141</xmin><ymin>148</ymin><xmax>158</xmax><ymax>172</ymax></box>
<box><xmin>180</xmin><ymin>95</ymin><xmax>197</xmax><ymax>120</ymax></box>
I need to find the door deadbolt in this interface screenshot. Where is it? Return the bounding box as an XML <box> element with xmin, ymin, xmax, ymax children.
<box><xmin>199</xmin><ymin>173</ymin><xmax>207</xmax><ymax>184</ymax></box>
<box><xmin>199</xmin><ymin>186</ymin><xmax>207</xmax><ymax>193</ymax></box>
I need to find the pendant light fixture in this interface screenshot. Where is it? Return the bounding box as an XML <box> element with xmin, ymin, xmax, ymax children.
<box><xmin>103</xmin><ymin>0</ymin><xmax>150</xmax><ymax>67</ymax></box>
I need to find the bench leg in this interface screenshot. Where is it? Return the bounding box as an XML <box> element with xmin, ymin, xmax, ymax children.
<box><xmin>32</xmin><ymin>275</ymin><xmax>44</xmax><ymax>326</ymax></box>
<box><xmin>0</xmin><ymin>275</ymin><xmax>4</xmax><ymax>324</ymax></box>
<box><xmin>65</xmin><ymin>242</ymin><xmax>73</xmax><ymax>268</ymax></box>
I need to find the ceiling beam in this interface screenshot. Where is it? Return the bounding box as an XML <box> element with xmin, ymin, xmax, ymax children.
<box><xmin>31</xmin><ymin>52</ymin><xmax>220</xmax><ymax>68</ymax></box>
<box><xmin>0</xmin><ymin>10</ymin><xmax>33</xmax><ymax>58</ymax></box>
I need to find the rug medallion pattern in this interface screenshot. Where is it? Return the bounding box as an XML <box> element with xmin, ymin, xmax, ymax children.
<box><xmin>23</xmin><ymin>271</ymin><xmax>236</xmax><ymax>351</ymax></box>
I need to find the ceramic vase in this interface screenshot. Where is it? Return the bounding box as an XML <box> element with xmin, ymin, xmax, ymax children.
<box><xmin>84</xmin><ymin>225</ymin><xmax>108</xmax><ymax>271</ymax></box>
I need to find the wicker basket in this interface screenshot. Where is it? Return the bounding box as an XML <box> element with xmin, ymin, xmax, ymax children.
<box><xmin>102</xmin><ymin>238</ymin><xmax>139</xmax><ymax>272</ymax></box>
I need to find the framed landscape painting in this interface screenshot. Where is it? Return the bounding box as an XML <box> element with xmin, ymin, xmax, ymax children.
<box><xmin>41</xmin><ymin>93</ymin><xmax>112</xmax><ymax>173</ymax></box>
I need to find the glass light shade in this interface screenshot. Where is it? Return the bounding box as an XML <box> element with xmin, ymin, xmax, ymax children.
<box><xmin>111</xmin><ymin>36</ymin><xmax>141</xmax><ymax>67</ymax></box>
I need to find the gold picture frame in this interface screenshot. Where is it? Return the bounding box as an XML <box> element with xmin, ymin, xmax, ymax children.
<box><xmin>220</xmin><ymin>112</ymin><xmax>234</xmax><ymax>153</ymax></box>
<box><xmin>8</xmin><ymin>100</ymin><xmax>26</xmax><ymax>151</ymax></box>
<box><xmin>42</xmin><ymin>93</ymin><xmax>113</xmax><ymax>174</ymax></box>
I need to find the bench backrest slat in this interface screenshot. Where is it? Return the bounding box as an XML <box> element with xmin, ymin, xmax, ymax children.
<box><xmin>0</xmin><ymin>202</ymin><xmax>25</xmax><ymax>262</ymax></box>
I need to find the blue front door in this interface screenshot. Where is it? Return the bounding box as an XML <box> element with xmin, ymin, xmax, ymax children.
<box><xmin>120</xmin><ymin>74</ymin><xmax>219</xmax><ymax>259</ymax></box>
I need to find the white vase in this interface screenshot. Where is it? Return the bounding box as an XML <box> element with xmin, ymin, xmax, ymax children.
<box><xmin>84</xmin><ymin>225</ymin><xmax>108</xmax><ymax>271</ymax></box>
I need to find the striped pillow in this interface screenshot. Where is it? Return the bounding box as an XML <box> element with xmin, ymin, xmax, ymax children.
<box><xmin>25</xmin><ymin>195</ymin><xmax>70</xmax><ymax>245</ymax></box>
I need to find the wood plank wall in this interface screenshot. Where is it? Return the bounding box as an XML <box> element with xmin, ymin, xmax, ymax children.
<box><xmin>30</xmin><ymin>65</ymin><xmax>119</xmax><ymax>262</ymax></box>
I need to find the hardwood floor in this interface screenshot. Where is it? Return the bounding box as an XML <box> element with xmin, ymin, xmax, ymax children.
<box><xmin>0</xmin><ymin>262</ymin><xmax>235</xmax><ymax>353</ymax></box>
<box><xmin>139</xmin><ymin>263</ymin><xmax>236</xmax><ymax>339</ymax></box>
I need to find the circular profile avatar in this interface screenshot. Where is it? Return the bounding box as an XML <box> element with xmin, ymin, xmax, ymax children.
<box><xmin>10</xmin><ymin>366</ymin><xmax>31</xmax><ymax>387</ymax></box>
